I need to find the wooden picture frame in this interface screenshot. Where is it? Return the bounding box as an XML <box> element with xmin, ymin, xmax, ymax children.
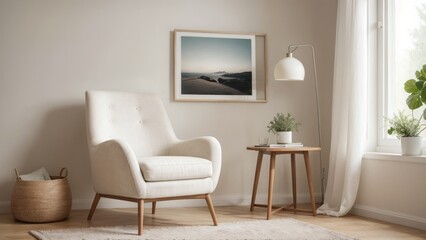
<box><xmin>174</xmin><ymin>30</ymin><xmax>267</xmax><ymax>102</ymax></box>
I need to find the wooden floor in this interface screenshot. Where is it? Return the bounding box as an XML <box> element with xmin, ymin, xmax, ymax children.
<box><xmin>0</xmin><ymin>204</ymin><xmax>425</xmax><ymax>239</ymax></box>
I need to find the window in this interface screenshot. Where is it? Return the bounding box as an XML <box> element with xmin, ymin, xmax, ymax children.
<box><xmin>377</xmin><ymin>0</ymin><xmax>426</xmax><ymax>150</ymax></box>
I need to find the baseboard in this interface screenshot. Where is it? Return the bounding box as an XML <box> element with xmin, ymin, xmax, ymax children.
<box><xmin>351</xmin><ymin>204</ymin><xmax>426</xmax><ymax>231</ymax></box>
<box><xmin>0</xmin><ymin>193</ymin><xmax>322</xmax><ymax>213</ymax></box>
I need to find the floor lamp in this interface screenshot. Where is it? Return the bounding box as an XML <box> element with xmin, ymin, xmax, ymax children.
<box><xmin>273</xmin><ymin>44</ymin><xmax>325</xmax><ymax>204</ymax></box>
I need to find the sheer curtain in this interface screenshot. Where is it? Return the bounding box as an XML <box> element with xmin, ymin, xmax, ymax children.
<box><xmin>317</xmin><ymin>0</ymin><xmax>368</xmax><ymax>217</ymax></box>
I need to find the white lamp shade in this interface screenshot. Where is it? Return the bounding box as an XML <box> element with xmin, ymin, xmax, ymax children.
<box><xmin>274</xmin><ymin>56</ymin><xmax>305</xmax><ymax>81</ymax></box>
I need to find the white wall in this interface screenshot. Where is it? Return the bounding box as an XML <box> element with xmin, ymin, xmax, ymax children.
<box><xmin>0</xmin><ymin>0</ymin><xmax>337</xmax><ymax>211</ymax></box>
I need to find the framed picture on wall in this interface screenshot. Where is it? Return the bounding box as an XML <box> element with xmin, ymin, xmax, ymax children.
<box><xmin>174</xmin><ymin>30</ymin><xmax>267</xmax><ymax>102</ymax></box>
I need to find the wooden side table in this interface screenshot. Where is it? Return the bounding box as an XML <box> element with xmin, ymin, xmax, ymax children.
<box><xmin>247</xmin><ymin>146</ymin><xmax>321</xmax><ymax>220</ymax></box>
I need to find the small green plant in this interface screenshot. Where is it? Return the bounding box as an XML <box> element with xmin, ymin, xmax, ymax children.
<box><xmin>386</xmin><ymin>110</ymin><xmax>426</xmax><ymax>138</ymax></box>
<box><xmin>267</xmin><ymin>113</ymin><xmax>301</xmax><ymax>134</ymax></box>
<box><xmin>404</xmin><ymin>64</ymin><xmax>426</xmax><ymax>119</ymax></box>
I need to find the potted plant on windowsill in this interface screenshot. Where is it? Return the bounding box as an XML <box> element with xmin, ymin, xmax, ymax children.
<box><xmin>267</xmin><ymin>113</ymin><xmax>301</xmax><ymax>144</ymax></box>
<box><xmin>395</xmin><ymin>64</ymin><xmax>426</xmax><ymax>155</ymax></box>
<box><xmin>387</xmin><ymin>111</ymin><xmax>426</xmax><ymax>156</ymax></box>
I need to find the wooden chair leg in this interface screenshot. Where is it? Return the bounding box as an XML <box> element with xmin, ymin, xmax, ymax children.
<box><xmin>138</xmin><ymin>199</ymin><xmax>144</xmax><ymax>236</ymax></box>
<box><xmin>87</xmin><ymin>193</ymin><xmax>101</xmax><ymax>220</ymax></box>
<box><xmin>205</xmin><ymin>194</ymin><xmax>218</xmax><ymax>226</ymax></box>
<box><xmin>152</xmin><ymin>201</ymin><xmax>156</xmax><ymax>214</ymax></box>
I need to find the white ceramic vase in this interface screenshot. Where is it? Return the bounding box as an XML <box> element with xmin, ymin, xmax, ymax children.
<box><xmin>277</xmin><ymin>131</ymin><xmax>292</xmax><ymax>144</ymax></box>
<box><xmin>401</xmin><ymin>137</ymin><xmax>423</xmax><ymax>156</ymax></box>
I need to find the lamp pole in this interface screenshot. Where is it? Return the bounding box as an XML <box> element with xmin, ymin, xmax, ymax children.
<box><xmin>287</xmin><ymin>44</ymin><xmax>325</xmax><ymax>204</ymax></box>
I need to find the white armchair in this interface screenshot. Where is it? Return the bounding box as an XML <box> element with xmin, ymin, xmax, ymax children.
<box><xmin>85</xmin><ymin>90</ymin><xmax>221</xmax><ymax>235</ymax></box>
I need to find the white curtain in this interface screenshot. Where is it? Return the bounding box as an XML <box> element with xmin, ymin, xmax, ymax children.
<box><xmin>317</xmin><ymin>0</ymin><xmax>368</xmax><ymax>217</ymax></box>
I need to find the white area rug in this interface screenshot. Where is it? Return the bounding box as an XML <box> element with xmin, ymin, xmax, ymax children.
<box><xmin>30</xmin><ymin>218</ymin><xmax>357</xmax><ymax>240</ymax></box>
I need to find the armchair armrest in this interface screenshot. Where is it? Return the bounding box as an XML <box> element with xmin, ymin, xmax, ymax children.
<box><xmin>89</xmin><ymin>139</ymin><xmax>146</xmax><ymax>198</ymax></box>
<box><xmin>168</xmin><ymin>136</ymin><xmax>222</xmax><ymax>189</ymax></box>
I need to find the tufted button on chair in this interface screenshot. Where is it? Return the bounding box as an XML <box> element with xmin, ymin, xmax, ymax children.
<box><xmin>85</xmin><ymin>90</ymin><xmax>221</xmax><ymax>235</ymax></box>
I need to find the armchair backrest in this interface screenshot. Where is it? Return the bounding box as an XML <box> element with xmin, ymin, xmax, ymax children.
<box><xmin>85</xmin><ymin>90</ymin><xmax>177</xmax><ymax>157</ymax></box>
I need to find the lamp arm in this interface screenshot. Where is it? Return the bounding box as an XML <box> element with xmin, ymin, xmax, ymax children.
<box><xmin>287</xmin><ymin>44</ymin><xmax>314</xmax><ymax>54</ymax></box>
<box><xmin>287</xmin><ymin>44</ymin><xmax>325</xmax><ymax>203</ymax></box>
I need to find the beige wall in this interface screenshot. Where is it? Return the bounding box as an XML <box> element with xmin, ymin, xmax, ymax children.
<box><xmin>0</xmin><ymin>0</ymin><xmax>337</xmax><ymax>211</ymax></box>
<box><xmin>353</xmin><ymin>154</ymin><xmax>426</xmax><ymax>230</ymax></box>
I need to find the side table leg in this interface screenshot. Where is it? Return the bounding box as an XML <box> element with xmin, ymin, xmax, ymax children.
<box><xmin>267</xmin><ymin>153</ymin><xmax>276</xmax><ymax>220</ymax></box>
<box><xmin>291</xmin><ymin>153</ymin><xmax>297</xmax><ymax>211</ymax></box>
<box><xmin>250</xmin><ymin>151</ymin><xmax>263</xmax><ymax>211</ymax></box>
<box><xmin>303</xmin><ymin>152</ymin><xmax>317</xmax><ymax>216</ymax></box>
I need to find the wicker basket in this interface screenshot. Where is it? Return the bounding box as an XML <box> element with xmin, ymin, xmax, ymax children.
<box><xmin>11</xmin><ymin>168</ymin><xmax>72</xmax><ymax>223</ymax></box>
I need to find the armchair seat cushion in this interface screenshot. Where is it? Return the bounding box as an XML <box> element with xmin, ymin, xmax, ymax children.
<box><xmin>138</xmin><ymin>156</ymin><xmax>212</xmax><ymax>182</ymax></box>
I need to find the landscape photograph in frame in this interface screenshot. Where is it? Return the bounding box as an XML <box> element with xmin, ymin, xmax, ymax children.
<box><xmin>174</xmin><ymin>30</ymin><xmax>257</xmax><ymax>102</ymax></box>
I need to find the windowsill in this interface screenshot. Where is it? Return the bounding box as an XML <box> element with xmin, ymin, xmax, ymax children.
<box><xmin>364</xmin><ymin>152</ymin><xmax>426</xmax><ymax>164</ymax></box>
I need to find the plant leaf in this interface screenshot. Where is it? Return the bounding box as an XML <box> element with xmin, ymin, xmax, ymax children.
<box><xmin>416</xmin><ymin>80</ymin><xmax>425</xmax><ymax>91</ymax></box>
<box><xmin>406</xmin><ymin>93</ymin><xmax>422</xmax><ymax>109</ymax></box>
<box><xmin>422</xmin><ymin>86</ymin><xmax>426</xmax><ymax>103</ymax></box>
<box><xmin>423</xmin><ymin>64</ymin><xmax>426</xmax><ymax>72</ymax></box>
<box><xmin>416</xmin><ymin>70</ymin><xmax>421</xmax><ymax>79</ymax></box>
<box><xmin>405</xmin><ymin>79</ymin><xmax>419</xmax><ymax>93</ymax></box>
<box><xmin>422</xmin><ymin>69</ymin><xmax>426</xmax><ymax>79</ymax></box>
<box><xmin>424</xmin><ymin>108</ymin><xmax>426</xmax><ymax>120</ymax></box>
